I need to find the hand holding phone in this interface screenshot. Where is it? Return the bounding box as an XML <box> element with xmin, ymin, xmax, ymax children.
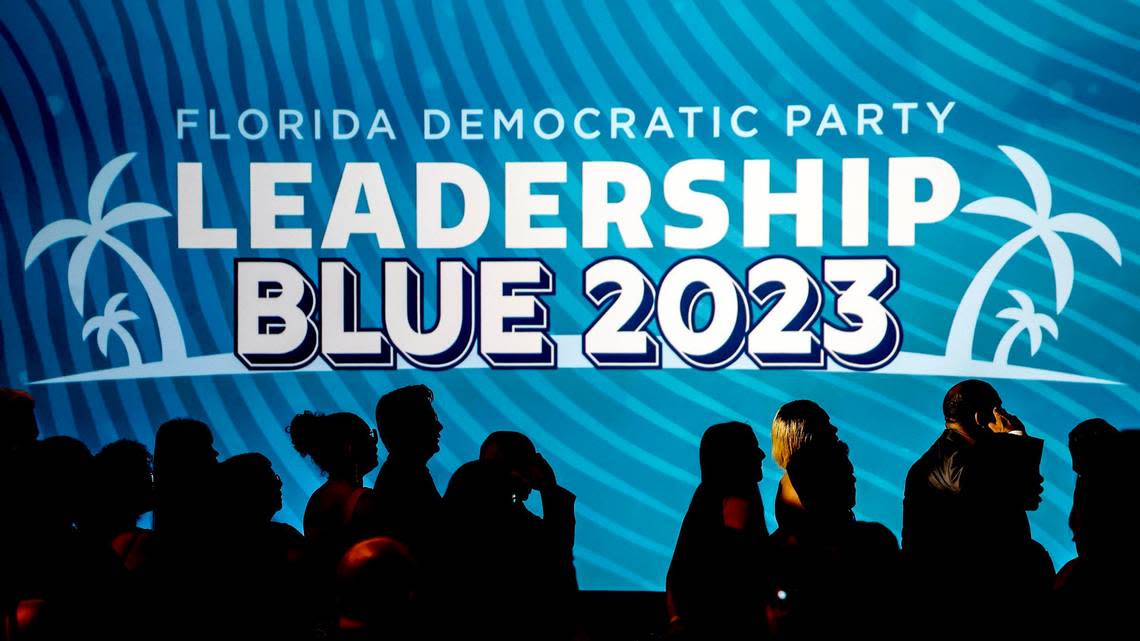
<box><xmin>991</xmin><ymin>407</ymin><xmax>1026</xmax><ymax>435</ymax></box>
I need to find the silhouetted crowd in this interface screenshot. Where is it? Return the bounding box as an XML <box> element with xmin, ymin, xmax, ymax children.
<box><xmin>1</xmin><ymin>380</ymin><xmax>1136</xmax><ymax>640</ymax></box>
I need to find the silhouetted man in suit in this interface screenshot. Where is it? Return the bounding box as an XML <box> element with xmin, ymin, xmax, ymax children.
<box><xmin>371</xmin><ymin>385</ymin><xmax>444</xmax><ymax>563</ymax></box>
<box><xmin>902</xmin><ymin>380</ymin><xmax>1050</xmax><ymax>638</ymax></box>
<box><xmin>480</xmin><ymin>431</ymin><xmax>578</xmax><ymax>594</ymax></box>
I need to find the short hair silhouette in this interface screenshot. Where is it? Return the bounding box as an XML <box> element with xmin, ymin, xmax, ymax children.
<box><xmin>1069</xmin><ymin>418</ymin><xmax>1118</xmax><ymax>476</ymax></box>
<box><xmin>786</xmin><ymin>439</ymin><xmax>855</xmax><ymax>516</ymax></box>
<box><xmin>153</xmin><ymin>418</ymin><xmax>218</xmax><ymax>534</ymax></box>
<box><xmin>154</xmin><ymin>418</ymin><xmax>218</xmax><ymax>475</ymax></box>
<box><xmin>31</xmin><ymin>436</ymin><xmax>95</xmax><ymax>519</ymax></box>
<box><xmin>1056</xmin><ymin>429</ymin><xmax>1138</xmax><ymax>637</ymax></box>
<box><xmin>942</xmin><ymin>379</ymin><xmax>1001</xmax><ymax>427</ymax></box>
<box><xmin>771</xmin><ymin>400</ymin><xmax>836</xmax><ymax>468</ymax></box>
<box><xmin>89</xmin><ymin>440</ymin><xmax>154</xmax><ymax>534</ymax></box>
<box><xmin>443</xmin><ymin>459</ymin><xmax>515</xmax><ymax>518</ymax></box>
<box><xmin>700</xmin><ymin>421</ymin><xmax>765</xmax><ymax>489</ymax></box>
<box><xmin>374</xmin><ymin>385</ymin><xmax>439</xmax><ymax>458</ymax></box>
<box><xmin>216</xmin><ymin>453</ymin><xmax>283</xmax><ymax>525</ymax></box>
<box><xmin>479</xmin><ymin>431</ymin><xmax>541</xmax><ymax>501</ymax></box>
<box><xmin>1</xmin><ymin>388</ymin><xmax>38</xmax><ymax>454</ymax></box>
<box><xmin>480</xmin><ymin>430</ymin><xmax>537</xmax><ymax>464</ymax></box>
<box><xmin>288</xmin><ymin>411</ymin><xmax>378</xmax><ymax>479</ymax></box>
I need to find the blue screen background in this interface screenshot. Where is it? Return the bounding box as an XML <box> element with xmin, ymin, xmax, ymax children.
<box><xmin>2</xmin><ymin>1</ymin><xmax>1138</xmax><ymax>589</ymax></box>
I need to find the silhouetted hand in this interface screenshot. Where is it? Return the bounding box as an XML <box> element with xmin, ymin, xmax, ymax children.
<box><xmin>992</xmin><ymin>408</ymin><xmax>1026</xmax><ymax>435</ymax></box>
<box><xmin>528</xmin><ymin>453</ymin><xmax>557</xmax><ymax>493</ymax></box>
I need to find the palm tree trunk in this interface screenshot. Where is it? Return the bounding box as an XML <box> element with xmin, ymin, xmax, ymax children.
<box><xmin>103</xmin><ymin>235</ymin><xmax>187</xmax><ymax>362</ymax></box>
<box><xmin>943</xmin><ymin>229</ymin><xmax>1037</xmax><ymax>361</ymax></box>
<box><xmin>993</xmin><ymin>323</ymin><xmax>1024</xmax><ymax>366</ymax></box>
<box><xmin>113</xmin><ymin>326</ymin><xmax>143</xmax><ymax>366</ymax></box>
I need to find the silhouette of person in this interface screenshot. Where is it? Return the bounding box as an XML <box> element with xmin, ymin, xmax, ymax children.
<box><xmin>902</xmin><ymin>380</ymin><xmax>1051</xmax><ymax>637</ymax></box>
<box><xmin>335</xmin><ymin>537</ymin><xmax>420</xmax><ymax>640</ymax></box>
<box><xmin>5</xmin><ymin>436</ymin><xmax>125</xmax><ymax>637</ymax></box>
<box><xmin>1065</xmin><ymin>417</ymin><xmax>1118</xmax><ymax>566</ymax></box>
<box><xmin>1068</xmin><ymin>418</ymin><xmax>1118</xmax><ymax>477</ymax></box>
<box><xmin>371</xmin><ymin>385</ymin><xmax>444</xmax><ymax>562</ymax></box>
<box><xmin>769</xmin><ymin>400</ymin><xmax>839</xmax><ymax>531</ymax></box>
<box><xmin>479</xmin><ymin>431</ymin><xmax>578</xmax><ymax>587</ymax></box>
<box><xmin>152</xmin><ymin>418</ymin><xmax>218</xmax><ymax>537</ymax></box>
<box><xmin>289</xmin><ymin>411</ymin><xmax>378</xmax><ymax>555</ymax></box>
<box><xmin>210</xmin><ymin>453</ymin><xmax>310</xmax><ymax>639</ymax></box>
<box><xmin>1055</xmin><ymin>428</ymin><xmax>1139</xmax><ymax>637</ymax></box>
<box><xmin>479</xmin><ymin>431</ymin><xmax>579</xmax><ymax>637</ymax></box>
<box><xmin>288</xmin><ymin>410</ymin><xmax>379</xmax><ymax>634</ymax></box>
<box><xmin>666</xmin><ymin>421</ymin><xmax>769</xmax><ymax>640</ymax></box>
<box><xmin>441</xmin><ymin>458</ymin><xmax>566</xmax><ymax>641</ymax></box>
<box><xmin>1</xmin><ymin>388</ymin><xmax>39</xmax><ymax>633</ymax></box>
<box><xmin>86</xmin><ymin>440</ymin><xmax>155</xmax><ymax>571</ymax></box>
<box><xmin>767</xmin><ymin>439</ymin><xmax>900</xmax><ymax>640</ymax></box>
<box><xmin>1</xmin><ymin>388</ymin><xmax>38</xmax><ymax>463</ymax></box>
<box><xmin>147</xmin><ymin>419</ymin><xmax>220</xmax><ymax>639</ymax></box>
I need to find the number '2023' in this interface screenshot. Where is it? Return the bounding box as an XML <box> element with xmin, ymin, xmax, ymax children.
<box><xmin>583</xmin><ymin>256</ymin><xmax>902</xmax><ymax>371</ymax></box>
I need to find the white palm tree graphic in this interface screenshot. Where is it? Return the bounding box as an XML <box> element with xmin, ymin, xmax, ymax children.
<box><xmin>82</xmin><ymin>293</ymin><xmax>143</xmax><ymax>366</ymax></box>
<box><xmin>24</xmin><ymin>153</ymin><xmax>186</xmax><ymax>363</ymax></box>
<box><xmin>944</xmin><ymin>146</ymin><xmax>1122</xmax><ymax>361</ymax></box>
<box><xmin>993</xmin><ymin>290</ymin><xmax>1058</xmax><ymax>366</ymax></box>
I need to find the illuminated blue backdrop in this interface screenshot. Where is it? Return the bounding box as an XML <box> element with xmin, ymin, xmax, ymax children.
<box><xmin>2</xmin><ymin>1</ymin><xmax>1138</xmax><ymax>589</ymax></box>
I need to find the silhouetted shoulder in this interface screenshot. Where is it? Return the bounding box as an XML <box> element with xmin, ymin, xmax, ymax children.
<box><xmin>852</xmin><ymin>520</ymin><xmax>899</xmax><ymax>553</ymax></box>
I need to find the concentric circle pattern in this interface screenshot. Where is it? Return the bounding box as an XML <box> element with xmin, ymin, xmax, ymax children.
<box><xmin>2</xmin><ymin>1</ymin><xmax>1138</xmax><ymax>589</ymax></box>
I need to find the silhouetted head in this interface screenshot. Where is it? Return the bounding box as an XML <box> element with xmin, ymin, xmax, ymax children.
<box><xmin>154</xmin><ymin>418</ymin><xmax>218</xmax><ymax>483</ymax></box>
<box><xmin>974</xmin><ymin>433</ymin><xmax>1046</xmax><ymax>513</ymax></box>
<box><xmin>1072</xmin><ymin>429</ymin><xmax>1140</xmax><ymax>558</ymax></box>
<box><xmin>288</xmin><ymin>411</ymin><xmax>378</xmax><ymax>480</ymax></box>
<box><xmin>1069</xmin><ymin>418</ymin><xmax>1118</xmax><ymax>476</ymax></box>
<box><xmin>699</xmin><ymin>422</ymin><xmax>765</xmax><ymax>490</ymax></box>
<box><xmin>26</xmin><ymin>436</ymin><xmax>93</xmax><ymax>527</ymax></box>
<box><xmin>336</xmin><ymin>537</ymin><xmax>418</xmax><ymax>630</ymax></box>
<box><xmin>786</xmin><ymin>439</ymin><xmax>856</xmax><ymax>520</ymax></box>
<box><xmin>771</xmin><ymin>400</ymin><xmax>837</xmax><ymax>469</ymax></box>
<box><xmin>375</xmin><ymin>385</ymin><xmax>441</xmax><ymax>463</ymax></box>
<box><xmin>443</xmin><ymin>459</ymin><xmax>515</xmax><ymax>523</ymax></box>
<box><xmin>943</xmin><ymin>380</ymin><xmax>1004</xmax><ymax>438</ymax></box>
<box><xmin>216</xmin><ymin>453</ymin><xmax>283</xmax><ymax>526</ymax></box>
<box><xmin>89</xmin><ymin>440</ymin><xmax>154</xmax><ymax>534</ymax></box>
<box><xmin>1</xmin><ymin>388</ymin><xmax>39</xmax><ymax>455</ymax></box>
<box><xmin>480</xmin><ymin>430</ymin><xmax>539</xmax><ymax>501</ymax></box>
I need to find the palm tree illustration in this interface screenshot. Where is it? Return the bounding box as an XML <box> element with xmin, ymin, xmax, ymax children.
<box><xmin>944</xmin><ymin>146</ymin><xmax>1121</xmax><ymax>361</ymax></box>
<box><xmin>993</xmin><ymin>290</ymin><xmax>1058</xmax><ymax>366</ymax></box>
<box><xmin>24</xmin><ymin>153</ymin><xmax>187</xmax><ymax>363</ymax></box>
<box><xmin>82</xmin><ymin>293</ymin><xmax>143</xmax><ymax>366</ymax></box>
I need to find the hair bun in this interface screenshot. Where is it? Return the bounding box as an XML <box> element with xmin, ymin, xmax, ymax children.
<box><xmin>287</xmin><ymin>410</ymin><xmax>323</xmax><ymax>458</ymax></box>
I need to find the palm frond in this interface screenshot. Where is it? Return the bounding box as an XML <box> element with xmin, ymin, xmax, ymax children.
<box><xmin>1049</xmin><ymin>213</ymin><xmax>1123</xmax><ymax>266</ymax></box>
<box><xmin>960</xmin><ymin>196</ymin><xmax>1036</xmax><ymax>227</ymax></box>
<box><xmin>82</xmin><ymin>317</ymin><xmax>101</xmax><ymax>339</ymax></box>
<box><xmin>1027</xmin><ymin>323</ymin><xmax>1043</xmax><ymax>355</ymax></box>
<box><xmin>101</xmin><ymin>202</ymin><xmax>172</xmax><ymax>231</ymax></box>
<box><xmin>998</xmin><ymin>146</ymin><xmax>1051</xmax><ymax>219</ymax></box>
<box><xmin>105</xmin><ymin>292</ymin><xmax>129</xmax><ymax>314</ymax></box>
<box><xmin>996</xmin><ymin>307</ymin><xmax>1021</xmax><ymax>321</ymax></box>
<box><xmin>96</xmin><ymin>325</ymin><xmax>110</xmax><ymax>355</ymax></box>
<box><xmin>24</xmin><ymin>219</ymin><xmax>90</xmax><ymax>268</ymax></box>
<box><xmin>1041</xmin><ymin>231</ymin><xmax>1075</xmax><ymax>312</ymax></box>
<box><xmin>1007</xmin><ymin>289</ymin><xmax>1034</xmax><ymax>315</ymax></box>
<box><xmin>110</xmin><ymin>310</ymin><xmax>140</xmax><ymax>324</ymax></box>
<box><xmin>88</xmin><ymin>153</ymin><xmax>136</xmax><ymax>224</ymax></box>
